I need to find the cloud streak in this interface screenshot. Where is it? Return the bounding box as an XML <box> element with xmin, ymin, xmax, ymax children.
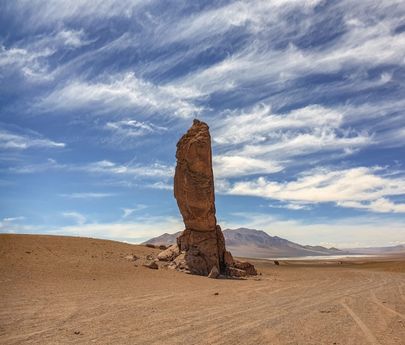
<box><xmin>222</xmin><ymin>166</ymin><xmax>405</xmax><ymax>213</ymax></box>
<box><xmin>0</xmin><ymin>129</ymin><xmax>65</xmax><ymax>150</ymax></box>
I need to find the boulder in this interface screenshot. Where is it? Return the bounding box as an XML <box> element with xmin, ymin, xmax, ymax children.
<box><xmin>226</xmin><ymin>267</ymin><xmax>247</xmax><ymax>278</ymax></box>
<box><xmin>157</xmin><ymin>244</ymin><xmax>180</xmax><ymax>262</ymax></box>
<box><xmin>234</xmin><ymin>260</ymin><xmax>257</xmax><ymax>276</ymax></box>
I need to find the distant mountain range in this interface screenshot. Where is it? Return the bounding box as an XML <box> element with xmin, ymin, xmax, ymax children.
<box><xmin>347</xmin><ymin>244</ymin><xmax>405</xmax><ymax>255</ymax></box>
<box><xmin>143</xmin><ymin>228</ymin><xmax>347</xmax><ymax>258</ymax></box>
<box><xmin>143</xmin><ymin>228</ymin><xmax>405</xmax><ymax>258</ymax></box>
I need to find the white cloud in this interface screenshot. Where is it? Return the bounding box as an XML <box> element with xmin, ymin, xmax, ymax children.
<box><xmin>163</xmin><ymin>0</ymin><xmax>322</xmax><ymax>46</ymax></box>
<box><xmin>210</xmin><ymin>104</ymin><xmax>372</xmax><ymax>177</ymax></box>
<box><xmin>2</xmin><ymin>216</ymin><xmax>25</xmax><ymax>222</ymax></box>
<box><xmin>214</xmin><ymin>155</ymin><xmax>283</xmax><ymax>178</ymax></box>
<box><xmin>62</xmin><ymin>211</ymin><xmax>87</xmax><ymax>225</ymax></box>
<box><xmin>268</xmin><ymin>202</ymin><xmax>311</xmax><ymax>210</ymax></box>
<box><xmin>147</xmin><ymin>181</ymin><xmax>173</xmax><ymax>191</ymax></box>
<box><xmin>60</xmin><ymin>192</ymin><xmax>115</xmax><ymax>199</ymax></box>
<box><xmin>105</xmin><ymin>119</ymin><xmax>167</xmax><ymax>138</ymax></box>
<box><xmin>0</xmin><ymin>44</ymin><xmax>54</xmax><ymax>81</ymax></box>
<box><xmin>9</xmin><ymin>158</ymin><xmax>173</xmax><ymax>179</ymax></box>
<box><xmin>168</xmin><ymin>2</ymin><xmax>405</xmax><ymax>100</ymax></box>
<box><xmin>122</xmin><ymin>204</ymin><xmax>147</xmax><ymax>218</ymax></box>
<box><xmin>39</xmin><ymin>72</ymin><xmax>203</xmax><ymax>118</ymax></box>
<box><xmin>213</xmin><ymin>104</ymin><xmax>344</xmax><ymax>145</ymax></box>
<box><xmin>222</xmin><ymin>166</ymin><xmax>405</xmax><ymax>213</ymax></box>
<box><xmin>338</xmin><ymin>198</ymin><xmax>405</xmax><ymax>213</ymax></box>
<box><xmin>0</xmin><ymin>129</ymin><xmax>65</xmax><ymax>150</ymax></box>
<box><xmin>0</xmin><ymin>28</ymin><xmax>91</xmax><ymax>82</ymax></box>
<box><xmin>55</xmin><ymin>29</ymin><xmax>91</xmax><ymax>48</ymax></box>
<box><xmin>10</xmin><ymin>0</ymin><xmax>150</xmax><ymax>27</ymax></box>
<box><xmin>81</xmin><ymin>160</ymin><xmax>173</xmax><ymax>178</ymax></box>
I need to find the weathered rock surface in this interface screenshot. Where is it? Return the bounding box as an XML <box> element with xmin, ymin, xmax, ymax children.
<box><xmin>174</xmin><ymin>119</ymin><xmax>217</xmax><ymax>232</ymax></box>
<box><xmin>173</xmin><ymin>120</ymin><xmax>226</xmax><ymax>275</ymax></box>
<box><xmin>158</xmin><ymin>119</ymin><xmax>257</xmax><ymax>277</ymax></box>
<box><xmin>233</xmin><ymin>261</ymin><xmax>257</xmax><ymax>276</ymax></box>
<box><xmin>157</xmin><ymin>244</ymin><xmax>180</xmax><ymax>262</ymax></box>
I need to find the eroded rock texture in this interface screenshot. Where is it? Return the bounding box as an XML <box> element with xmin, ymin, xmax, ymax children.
<box><xmin>174</xmin><ymin>119</ymin><xmax>216</xmax><ymax>232</ymax></box>
<box><xmin>174</xmin><ymin>120</ymin><xmax>225</xmax><ymax>275</ymax></box>
<box><xmin>159</xmin><ymin>119</ymin><xmax>257</xmax><ymax>277</ymax></box>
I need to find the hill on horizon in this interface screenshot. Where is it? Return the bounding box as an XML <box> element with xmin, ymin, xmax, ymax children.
<box><xmin>143</xmin><ymin>228</ymin><xmax>346</xmax><ymax>258</ymax></box>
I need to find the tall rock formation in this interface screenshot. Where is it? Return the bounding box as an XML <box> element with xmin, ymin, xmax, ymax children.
<box><xmin>157</xmin><ymin>119</ymin><xmax>257</xmax><ymax>277</ymax></box>
<box><xmin>174</xmin><ymin>119</ymin><xmax>226</xmax><ymax>275</ymax></box>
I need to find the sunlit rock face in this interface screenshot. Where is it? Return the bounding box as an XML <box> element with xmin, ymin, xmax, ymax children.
<box><xmin>174</xmin><ymin>119</ymin><xmax>226</xmax><ymax>275</ymax></box>
<box><xmin>172</xmin><ymin>119</ymin><xmax>256</xmax><ymax>277</ymax></box>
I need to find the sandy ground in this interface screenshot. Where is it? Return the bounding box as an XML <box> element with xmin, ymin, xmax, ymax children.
<box><xmin>1</xmin><ymin>234</ymin><xmax>404</xmax><ymax>345</ymax></box>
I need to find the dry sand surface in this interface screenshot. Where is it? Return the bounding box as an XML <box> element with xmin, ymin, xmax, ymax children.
<box><xmin>1</xmin><ymin>234</ymin><xmax>405</xmax><ymax>345</ymax></box>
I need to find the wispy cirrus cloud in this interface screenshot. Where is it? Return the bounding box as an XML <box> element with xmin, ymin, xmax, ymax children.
<box><xmin>1</xmin><ymin>0</ymin><xmax>405</xmax><ymax>245</ymax></box>
<box><xmin>62</xmin><ymin>211</ymin><xmax>87</xmax><ymax>225</ymax></box>
<box><xmin>60</xmin><ymin>192</ymin><xmax>115</xmax><ymax>199</ymax></box>
<box><xmin>38</xmin><ymin>72</ymin><xmax>203</xmax><ymax>118</ymax></box>
<box><xmin>122</xmin><ymin>204</ymin><xmax>147</xmax><ymax>218</ymax></box>
<box><xmin>105</xmin><ymin>119</ymin><xmax>167</xmax><ymax>138</ymax></box>
<box><xmin>211</xmin><ymin>104</ymin><xmax>372</xmax><ymax>177</ymax></box>
<box><xmin>0</xmin><ymin>129</ymin><xmax>65</xmax><ymax>150</ymax></box>
<box><xmin>0</xmin><ymin>28</ymin><xmax>93</xmax><ymax>82</ymax></box>
<box><xmin>8</xmin><ymin>158</ymin><xmax>173</xmax><ymax>180</ymax></box>
<box><xmin>6</xmin><ymin>0</ymin><xmax>151</xmax><ymax>28</ymax></box>
<box><xmin>171</xmin><ymin>4</ymin><xmax>405</xmax><ymax>98</ymax></box>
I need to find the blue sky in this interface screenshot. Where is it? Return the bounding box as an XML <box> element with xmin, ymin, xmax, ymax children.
<box><xmin>1</xmin><ymin>0</ymin><xmax>404</xmax><ymax>247</ymax></box>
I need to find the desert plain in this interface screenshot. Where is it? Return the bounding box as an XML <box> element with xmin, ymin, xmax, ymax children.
<box><xmin>1</xmin><ymin>234</ymin><xmax>404</xmax><ymax>345</ymax></box>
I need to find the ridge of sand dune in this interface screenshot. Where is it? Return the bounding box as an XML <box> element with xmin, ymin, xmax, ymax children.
<box><xmin>1</xmin><ymin>234</ymin><xmax>405</xmax><ymax>345</ymax></box>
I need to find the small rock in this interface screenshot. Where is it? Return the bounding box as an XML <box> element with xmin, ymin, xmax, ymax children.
<box><xmin>208</xmin><ymin>266</ymin><xmax>219</xmax><ymax>279</ymax></box>
<box><xmin>274</xmin><ymin>260</ymin><xmax>280</xmax><ymax>266</ymax></box>
<box><xmin>145</xmin><ymin>244</ymin><xmax>156</xmax><ymax>248</ymax></box>
<box><xmin>124</xmin><ymin>254</ymin><xmax>138</xmax><ymax>261</ymax></box>
<box><xmin>74</xmin><ymin>331</ymin><xmax>81</xmax><ymax>335</ymax></box>
<box><xmin>214</xmin><ymin>292</ymin><xmax>219</xmax><ymax>296</ymax></box>
<box><xmin>143</xmin><ymin>261</ymin><xmax>158</xmax><ymax>270</ymax></box>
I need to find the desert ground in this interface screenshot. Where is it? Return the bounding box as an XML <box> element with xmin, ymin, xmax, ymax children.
<box><xmin>1</xmin><ymin>234</ymin><xmax>404</xmax><ymax>345</ymax></box>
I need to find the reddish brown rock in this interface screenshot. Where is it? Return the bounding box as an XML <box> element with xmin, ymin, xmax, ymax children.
<box><xmin>174</xmin><ymin>119</ymin><xmax>217</xmax><ymax>232</ymax></box>
<box><xmin>167</xmin><ymin>119</ymin><xmax>257</xmax><ymax>277</ymax></box>
<box><xmin>174</xmin><ymin>120</ymin><xmax>226</xmax><ymax>275</ymax></box>
<box><xmin>234</xmin><ymin>260</ymin><xmax>257</xmax><ymax>276</ymax></box>
<box><xmin>157</xmin><ymin>244</ymin><xmax>180</xmax><ymax>262</ymax></box>
<box><xmin>226</xmin><ymin>267</ymin><xmax>247</xmax><ymax>278</ymax></box>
